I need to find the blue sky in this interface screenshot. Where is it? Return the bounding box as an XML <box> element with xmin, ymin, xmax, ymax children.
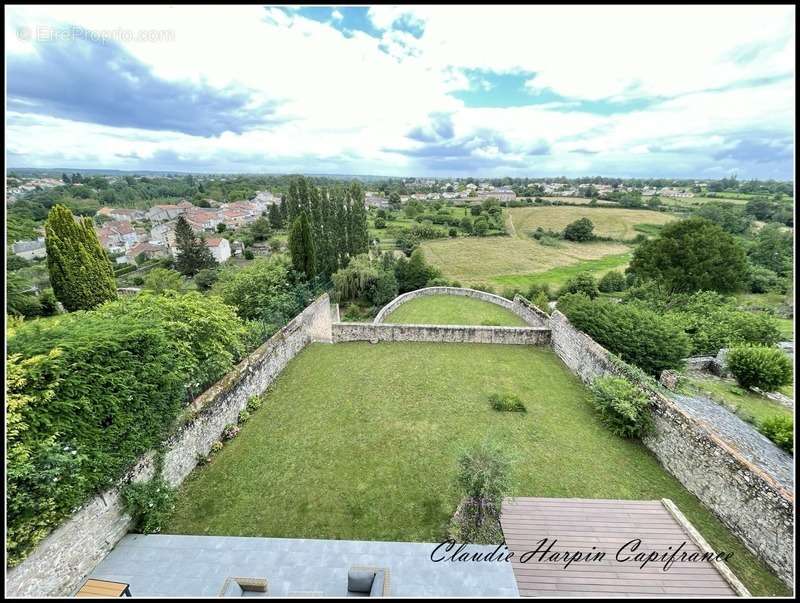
<box><xmin>5</xmin><ymin>5</ymin><xmax>795</xmax><ymax>178</ymax></box>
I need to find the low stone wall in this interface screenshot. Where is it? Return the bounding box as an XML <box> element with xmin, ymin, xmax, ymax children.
<box><xmin>5</xmin><ymin>294</ymin><xmax>334</xmax><ymax>598</ymax></box>
<box><xmin>374</xmin><ymin>287</ymin><xmax>547</xmax><ymax>327</ymax></box>
<box><xmin>549</xmin><ymin>310</ymin><xmax>794</xmax><ymax>586</ymax></box>
<box><xmin>333</xmin><ymin>321</ymin><xmax>551</xmax><ymax>345</ymax></box>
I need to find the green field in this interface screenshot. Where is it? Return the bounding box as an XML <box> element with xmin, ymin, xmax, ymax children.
<box><xmin>383</xmin><ymin>295</ymin><xmax>527</xmax><ymax>326</ymax></box>
<box><xmin>421</xmin><ymin>236</ymin><xmax>630</xmax><ymax>290</ymax></box>
<box><xmin>166</xmin><ymin>342</ymin><xmax>787</xmax><ymax>595</ymax></box>
<box><xmin>507</xmin><ymin>206</ymin><xmax>675</xmax><ymax>240</ymax></box>
<box><xmin>492</xmin><ymin>253</ymin><xmax>632</xmax><ymax>290</ymax></box>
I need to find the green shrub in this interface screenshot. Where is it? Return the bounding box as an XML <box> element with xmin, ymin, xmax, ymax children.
<box><xmin>214</xmin><ymin>256</ymin><xmax>311</xmax><ymax>326</ymax></box>
<box><xmin>726</xmin><ymin>345</ymin><xmax>793</xmax><ymax>391</ymax></box>
<box><xmin>559</xmin><ymin>272</ymin><xmax>599</xmax><ymax>299</ymax></box>
<box><xmin>563</xmin><ymin>217</ymin><xmax>595</xmax><ymax>242</ymax></box>
<box><xmin>449</xmin><ymin>442</ymin><xmax>511</xmax><ymax>544</ymax></box>
<box><xmin>6</xmin><ymin>292</ymin><xmax>245</xmax><ymax>565</ymax></box>
<box><xmin>558</xmin><ymin>293</ymin><xmax>690</xmax><ymax>375</ymax></box>
<box><xmin>532</xmin><ymin>291</ymin><xmax>551</xmax><ymax>314</ymax></box>
<box><xmin>488</xmin><ymin>393</ymin><xmax>527</xmax><ymax>412</ymax></box>
<box><xmin>665</xmin><ymin>291</ymin><xmax>781</xmax><ymax>355</ymax></box>
<box><xmin>238</xmin><ymin>409</ymin><xmax>251</xmax><ymax>424</ymax></box>
<box><xmin>589</xmin><ymin>375</ymin><xmax>652</xmax><ymax>438</ymax></box>
<box><xmin>121</xmin><ymin>478</ymin><xmax>177</xmax><ymax>534</ymax></box>
<box><xmin>759</xmin><ymin>415</ymin><xmax>793</xmax><ymax>453</ymax></box>
<box><xmin>598</xmin><ymin>271</ymin><xmax>626</xmax><ymax>293</ymax></box>
<box><xmin>210</xmin><ymin>440</ymin><xmax>224</xmax><ymax>455</ymax></box>
<box><xmin>246</xmin><ymin>395</ymin><xmax>264</xmax><ymax>412</ymax></box>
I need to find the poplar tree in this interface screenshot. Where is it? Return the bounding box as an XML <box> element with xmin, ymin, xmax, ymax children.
<box><xmin>45</xmin><ymin>204</ymin><xmax>117</xmax><ymax>311</ymax></box>
<box><xmin>288</xmin><ymin>211</ymin><xmax>316</xmax><ymax>280</ymax></box>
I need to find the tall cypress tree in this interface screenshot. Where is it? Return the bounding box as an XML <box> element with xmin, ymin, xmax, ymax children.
<box><xmin>268</xmin><ymin>202</ymin><xmax>283</xmax><ymax>229</ymax></box>
<box><xmin>174</xmin><ymin>216</ymin><xmax>217</xmax><ymax>276</ymax></box>
<box><xmin>288</xmin><ymin>211</ymin><xmax>316</xmax><ymax>280</ymax></box>
<box><xmin>347</xmin><ymin>181</ymin><xmax>369</xmax><ymax>255</ymax></box>
<box><xmin>45</xmin><ymin>204</ymin><xmax>117</xmax><ymax>311</ymax></box>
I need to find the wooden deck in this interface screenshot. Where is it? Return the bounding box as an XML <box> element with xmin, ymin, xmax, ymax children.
<box><xmin>500</xmin><ymin>497</ymin><xmax>741</xmax><ymax>597</ymax></box>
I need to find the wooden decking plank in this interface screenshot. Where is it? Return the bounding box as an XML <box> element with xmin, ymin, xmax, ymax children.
<box><xmin>500</xmin><ymin>497</ymin><xmax>737</xmax><ymax>597</ymax></box>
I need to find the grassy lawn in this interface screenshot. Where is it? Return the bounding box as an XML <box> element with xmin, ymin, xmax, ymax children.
<box><xmin>166</xmin><ymin>342</ymin><xmax>787</xmax><ymax>595</ymax></box>
<box><xmin>492</xmin><ymin>253</ymin><xmax>631</xmax><ymax>291</ymax></box>
<box><xmin>507</xmin><ymin>206</ymin><xmax>675</xmax><ymax>240</ymax></box>
<box><xmin>383</xmin><ymin>295</ymin><xmax>527</xmax><ymax>326</ymax></box>
<box><xmin>421</xmin><ymin>236</ymin><xmax>629</xmax><ymax>289</ymax></box>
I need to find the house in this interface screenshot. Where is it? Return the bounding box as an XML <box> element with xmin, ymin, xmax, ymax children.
<box><xmin>12</xmin><ymin>238</ymin><xmax>46</xmax><ymax>260</ymax></box>
<box><xmin>150</xmin><ymin>222</ymin><xmax>177</xmax><ymax>249</ymax></box>
<box><xmin>124</xmin><ymin>242</ymin><xmax>170</xmax><ymax>263</ymax></box>
<box><xmin>97</xmin><ymin>207</ymin><xmax>146</xmax><ymax>222</ymax></box>
<box><xmin>148</xmin><ymin>203</ymin><xmax>189</xmax><ymax>222</ymax></box>
<box><xmin>205</xmin><ymin>237</ymin><xmax>231</xmax><ymax>263</ymax></box>
<box><xmin>184</xmin><ymin>209</ymin><xmax>222</xmax><ymax>232</ymax></box>
<box><xmin>97</xmin><ymin>222</ymin><xmax>139</xmax><ymax>253</ymax></box>
<box><xmin>251</xmin><ymin>191</ymin><xmax>278</xmax><ymax>209</ymax></box>
<box><xmin>365</xmin><ymin>193</ymin><xmax>389</xmax><ymax>209</ymax></box>
<box><xmin>220</xmin><ymin>208</ymin><xmax>250</xmax><ymax>230</ymax></box>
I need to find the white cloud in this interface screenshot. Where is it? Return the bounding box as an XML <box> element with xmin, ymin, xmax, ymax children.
<box><xmin>4</xmin><ymin>4</ymin><xmax>795</xmax><ymax>177</ymax></box>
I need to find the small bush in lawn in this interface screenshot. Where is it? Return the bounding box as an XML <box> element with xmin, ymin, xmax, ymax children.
<box><xmin>759</xmin><ymin>415</ymin><xmax>793</xmax><ymax>453</ymax></box>
<box><xmin>488</xmin><ymin>393</ymin><xmax>527</xmax><ymax>413</ymax></box>
<box><xmin>598</xmin><ymin>271</ymin><xmax>626</xmax><ymax>293</ymax></box>
<box><xmin>121</xmin><ymin>478</ymin><xmax>176</xmax><ymax>534</ymax></box>
<box><xmin>246</xmin><ymin>395</ymin><xmax>263</xmax><ymax>412</ymax></box>
<box><xmin>449</xmin><ymin>442</ymin><xmax>512</xmax><ymax>544</ymax></box>
<box><xmin>238</xmin><ymin>409</ymin><xmax>251</xmax><ymax>424</ymax></box>
<box><xmin>222</xmin><ymin>423</ymin><xmax>240</xmax><ymax>441</ymax></box>
<box><xmin>210</xmin><ymin>440</ymin><xmax>224</xmax><ymax>454</ymax></box>
<box><xmin>727</xmin><ymin>345</ymin><xmax>793</xmax><ymax>391</ymax></box>
<box><xmin>589</xmin><ymin>375</ymin><xmax>652</xmax><ymax>438</ymax></box>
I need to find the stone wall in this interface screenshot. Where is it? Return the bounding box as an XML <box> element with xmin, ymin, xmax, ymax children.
<box><xmin>549</xmin><ymin>310</ymin><xmax>794</xmax><ymax>586</ymax></box>
<box><xmin>5</xmin><ymin>294</ymin><xmax>334</xmax><ymax>598</ymax></box>
<box><xmin>332</xmin><ymin>322</ymin><xmax>551</xmax><ymax>345</ymax></box>
<box><xmin>374</xmin><ymin>286</ymin><xmax>547</xmax><ymax>327</ymax></box>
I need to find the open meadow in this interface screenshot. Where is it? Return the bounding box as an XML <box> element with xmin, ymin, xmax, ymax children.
<box><xmin>507</xmin><ymin>206</ymin><xmax>676</xmax><ymax>240</ymax></box>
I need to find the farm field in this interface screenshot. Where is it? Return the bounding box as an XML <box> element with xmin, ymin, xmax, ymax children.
<box><xmin>383</xmin><ymin>295</ymin><xmax>527</xmax><ymax>326</ymax></box>
<box><xmin>507</xmin><ymin>206</ymin><xmax>675</xmax><ymax>240</ymax></box>
<box><xmin>421</xmin><ymin>236</ymin><xmax>630</xmax><ymax>290</ymax></box>
<box><xmin>165</xmin><ymin>342</ymin><xmax>788</xmax><ymax>596</ymax></box>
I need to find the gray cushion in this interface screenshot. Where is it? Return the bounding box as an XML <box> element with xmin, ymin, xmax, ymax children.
<box><xmin>369</xmin><ymin>571</ymin><xmax>385</xmax><ymax>597</ymax></box>
<box><xmin>347</xmin><ymin>570</ymin><xmax>375</xmax><ymax>594</ymax></box>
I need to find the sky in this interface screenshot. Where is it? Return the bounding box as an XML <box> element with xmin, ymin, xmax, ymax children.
<box><xmin>4</xmin><ymin>5</ymin><xmax>796</xmax><ymax>179</ymax></box>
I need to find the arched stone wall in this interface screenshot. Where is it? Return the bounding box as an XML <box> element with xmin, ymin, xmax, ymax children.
<box><xmin>373</xmin><ymin>287</ymin><xmax>548</xmax><ymax>327</ymax></box>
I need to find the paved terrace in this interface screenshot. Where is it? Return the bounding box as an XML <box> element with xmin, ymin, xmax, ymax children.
<box><xmin>87</xmin><ymin>534</ymin><xmax>519</xmax><ymax>597</ymax></box>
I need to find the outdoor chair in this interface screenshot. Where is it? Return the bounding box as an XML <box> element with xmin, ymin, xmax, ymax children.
<box><xmin>346</xmin><ymin>566</ymin><xmax>390</xmax><ymax>597</ymax></box>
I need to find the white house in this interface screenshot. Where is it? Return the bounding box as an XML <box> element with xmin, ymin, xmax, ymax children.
<box><xmin>205</xmin><ymin>237</ymin><xmax>231</xmax><ymax>264</ymax></box>
<box><xmin>12</xmin><ymin>238</ymin><xmax>46</xmax><ymax>260</ymax></box>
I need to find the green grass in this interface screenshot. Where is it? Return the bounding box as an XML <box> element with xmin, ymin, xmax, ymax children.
<box><xmin>421</xmin><ymin>237</ymin><xmax>630</xmax><ymax>289</ymax></box>
<box><xmin>682</xmin><ymin>374</ymin><xmax>792</xmax><ymax>425</ymax></box>
<box><xmin>492</xmin><ymin>253</ymin><xmax>631</xmax><ymax>290</ymax></box>
<box><xmin>383</xmin><ymin>295</ymin><xmax>527</xmax><ymax>326</ymax></box>
<box><xmin>507</xmin><ymin>206</ymin><xmax>675</xmax><ymax>240</ymax></box>
<box><xmin>166</xmin><ymin>342</ymin><xmax>787</xmax><ymax>595</ymax></box>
